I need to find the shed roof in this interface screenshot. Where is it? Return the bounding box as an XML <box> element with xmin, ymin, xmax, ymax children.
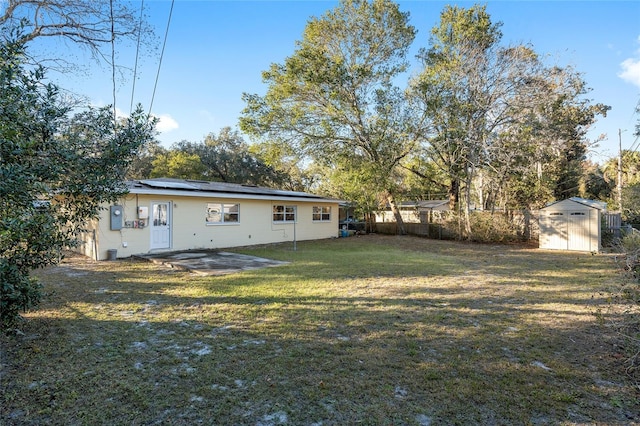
<box><xmin>126</xmin><ymin>178</ymin><xmax>343</xmax><ymax>203</ymax></box>
<box><xmin>541</xmin><ymin>197</ymin><xmax>607</xmax><ymax>211</ymax></box>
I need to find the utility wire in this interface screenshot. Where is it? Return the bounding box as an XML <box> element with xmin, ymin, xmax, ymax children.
<box><xmin>629</xmin><ymin>134</ymin><xmax>640</xmax><ymax>153</ymax></box>
<box><xmin>130</xmin><ymin>0</ymin><xmax>145</xmax><ymax>114</ymax></box>
<box><xmin>148</xmin><ymin>0</ymin><xmax>175</xmax><ymax>118</ymax></box>
<box><xmin>110</xmin><ymin>0</ymin><xmax>117</xmax><ymax>128</ymax></box>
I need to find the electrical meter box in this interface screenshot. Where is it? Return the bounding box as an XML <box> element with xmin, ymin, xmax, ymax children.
<box><xmin>110</xmin><ymin>205</ymin><xmax>124</xmax><ymax>231</ymax></box>
<box><xmin>138</xmin><ymin>206</ymin><xmax>149</xmax><ymax>219</ymax></box>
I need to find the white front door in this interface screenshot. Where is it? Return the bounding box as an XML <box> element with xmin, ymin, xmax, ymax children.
<box><xmin>150</xmin><ymin>202</ymin><xmax>171</xmax><ymax>250</ymax></box>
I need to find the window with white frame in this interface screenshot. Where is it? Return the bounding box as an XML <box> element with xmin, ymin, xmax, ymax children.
<box><xmin>313</xmin><ymin>206</ymin><xmax>331</xmax><ymax>222</ymax></box>
<box><xmin>273</xmin><ymin>205</ymin><xmax>296</xmax><ymax>223</ymax></box>
<box><xmin>206</xmin><ymin>203</ymin><xmax>239</xmax><ymax>224</ymax></box>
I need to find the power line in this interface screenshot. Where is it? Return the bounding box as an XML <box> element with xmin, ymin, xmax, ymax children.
<box><xmin>110</xmin><ymin>0</ymin><xmax>117</xmax><ymax>127</ymax></box>
<box><xmin>629</xmin><ymin>134</ymin><xmax>640</xmax><ymax>153</ymax></box>
<box><xmin>130</xmin><ymin>0</ymin><xmax>145</xmax><ymax>114</ymax></box>
<box><xmin>148</xmin><ymin>0</ymin><xmax>175</xmax><ymax>118</ymax></box>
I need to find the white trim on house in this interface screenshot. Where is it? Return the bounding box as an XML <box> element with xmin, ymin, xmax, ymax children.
<box><xmin>79</xmin><ymin>178</ymin><xmax>343</xmax><ymax>260</ymax></box>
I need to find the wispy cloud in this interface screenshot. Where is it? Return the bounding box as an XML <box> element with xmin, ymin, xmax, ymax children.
<box><xmin>619</xmin><ymin>35</ymin><xmax>640</xmax><ymax>88</ymax></box>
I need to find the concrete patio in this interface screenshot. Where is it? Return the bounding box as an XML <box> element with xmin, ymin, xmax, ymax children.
<box><xmin>133</xmin><ymin>250</ymin><xmax>289</xmax><ymax>276</ymax></box>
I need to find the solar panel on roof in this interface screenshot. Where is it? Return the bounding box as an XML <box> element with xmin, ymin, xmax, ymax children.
<box><xmin>140</xmin><ymin>180</ymin><xmax>198</xmax><ymax>190</ymax></box>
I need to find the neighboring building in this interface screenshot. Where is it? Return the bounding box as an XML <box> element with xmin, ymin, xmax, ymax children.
<box><xmin>538</xmin><ymin>197</ymin><xmax>606</xmax><ymax>252</ymax></box>
<box><xmin>375</xmin><ymin>200</ymin><xmax>450</xmax><ymax>223</ymax></box>
<box><xmin>77</xmin><ymin>178</ymin><xmax>342</xmax><ymax>260</ymax></box>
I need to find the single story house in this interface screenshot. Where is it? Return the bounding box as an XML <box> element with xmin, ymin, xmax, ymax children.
<box><xmin>375</xmin><ymin>200</ymin><xmax>450</xmax><ymax>223</ymax></box>
<box><xmin>77</xmin><ymin>178</ymin><xmax>342</xmax><ymax>260</ymax></box>
<box><xmin>538</xmin><ymin>197</ymin><xmax>606</xmax><ymax>252</ymax></box>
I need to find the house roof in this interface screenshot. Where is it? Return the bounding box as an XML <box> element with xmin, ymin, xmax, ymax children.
<box><xmin>393</xmin><ymin>200</ymin><xmax>450</xmax><ymax>210</ymax></box>
<box><xmin>126</xmin><ymin>178</ymin><xmax>342</xmax><ymax>203</ymax></box>
<box><xmin>415</xmin><ymin>200</ymin><xmax>449</xmax><ymax>210</ymax></box>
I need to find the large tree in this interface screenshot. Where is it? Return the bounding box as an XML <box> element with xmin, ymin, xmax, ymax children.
<box><xmin>410</xmin><ymin>5</ymin><xmax>518</xmax><ymax>235</ymax></box>
<box><xmin>150</xmin><ymin>150</ymin><xmax>206</xmax><ymax>180</ymax></box>
<box><xmin>410</xmin><ymin>4</ymin><xmax>608</xmax><ymax>235</ymax></box>
<box><xmin>0</xmin><ymin>35</ymin><xmax>156</xmax><ymax>330</ymax></box>
<box><xmin>171</xmin><ymin>128</ymin><xmax>287</xmax><ymax>187</ymax></box>
<box><xmin>240</xmin><ymin>0</ymin><xmax>421</xmax><ymax>233</ymax></box>
<box><xmin>248</xmin><ymin>139</ymin><xmax>319</xmax><ymax>192</ymax></box>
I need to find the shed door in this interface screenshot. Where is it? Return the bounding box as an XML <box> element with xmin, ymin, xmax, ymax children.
<box><xmin>541</xmin><ymin>212</ymin><xmax>568</xmax><ymax>250</ymax></box>
<box><xmin>150</xmin><ymin>202</ymin><xmax>171</xmax><ymax>250</ymax></box>
<box><xmin>567</xmin><ymin>211</ymin><xmax>590</xmax><ymax>251</ymax></box>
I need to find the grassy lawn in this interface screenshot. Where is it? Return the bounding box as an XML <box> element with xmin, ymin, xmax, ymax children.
<box><xmin>1</xmin><ymin>235</ymin><xmax>638</xmax><ymax>425</ymax></box>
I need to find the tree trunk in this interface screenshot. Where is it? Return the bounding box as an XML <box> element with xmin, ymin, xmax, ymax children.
<box><xmin>463</xmin><ymin>178</ymin><xmax>473</xmax><ymax>238</ymax></box>
<box><xmin>448</xmin><ymin>178</ymin><xmax>460</xmax><ymax>210</ymax></box>
<box><xmin>387</xmin><ymin>193</ymin><xmax>406</xmax><ymax>235</ymax></box>
<box><xmin>523</xmin><ymin>208</ymin><xmax>531</xmax><ymax>241</ymax></box>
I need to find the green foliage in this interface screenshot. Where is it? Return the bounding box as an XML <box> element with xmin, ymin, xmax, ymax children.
<box><xmin>149</xmin><ymin>128</ymin><xmax>290</xmax><ymax>187</ymax></box>
<box><xmin>181</xmin><ymin>128</ymin><xmax>286</xmax><ymax>186</ymax></box>
<box><xmin>621</xmin><ymin>184</ymin><xmax>640</xmax><ymax>224</ymax></box>
<box><xmin>601</xmin><ymin>150</ymin><xmax>640</xmax><ymax>216</ymax></box>
<box><xmin>410</xmin><ymin>5</ymin><xmax>503</xmax><ymax>208</ymax></box>
<box><xmin>150</xmin><ymin>150</ymin><xmax>205</xmax><ymax>180</ymax></box>
<box><xmin>410</xmin><ymin>4</ymin><xmax>609</xmax><ymax>220</ymax></box>
<box><xmin>240</xmin><ymin>0</ymin><xmax>419</xmax><ymax>223</ymax></box>
<box><xmin>580</xmin><ymin>161</ymin><xmax>613</xmax><ymax>202</ymax></box>
<box><xmin>0</xmin><ymin>33</ymin><xmax>156</xmax><ymax>331</ymax></box>
<box><xmin>0</xmin><ymin>262</ymin><xmax>42</xmax><ymax>330</ymax></box>
<box><xmin>249</xmin><ymin>139</ymin><xmax>316</xmax><ymax>191</ymax></box>
<box><xmin>125</xmin><ymin>139</ymin><xmax>165</xmax><ymax>180</ymax></box>
<box><xmin>238</xmin><ymin>1</ymin><xmax>608</xmax><ymax>227</ymax></box>
<box><xmin>316</xmin><ymin>163</ymin><xmax>383</xmax><ymax>225</ymax></box>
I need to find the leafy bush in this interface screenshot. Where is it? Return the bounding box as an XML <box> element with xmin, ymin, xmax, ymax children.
<box><xmin>0</xmin><ymin>33</ymin><xmax>156</xmax><ymax>332</ymax></box>
<box><xmin>0</xmin><ymin>262</ymin><xmax>43</xmax><ymax>330</ymax></box>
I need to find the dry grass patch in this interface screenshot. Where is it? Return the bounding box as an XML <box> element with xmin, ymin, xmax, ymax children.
<box><xmin>1</xmin><ymin>235</ymin><xmax>638</xmax><ymax>425</ymax></box>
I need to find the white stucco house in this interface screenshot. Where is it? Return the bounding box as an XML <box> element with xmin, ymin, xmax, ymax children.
<box><xmin>77</xmin><ymin>178</ymin><xmax>342</xmax><ymax>260</ymax></box>
<box><xmin>375</xmin><ymin>200</ymin><xmax>450</xmax><ymax>223</ymax></box>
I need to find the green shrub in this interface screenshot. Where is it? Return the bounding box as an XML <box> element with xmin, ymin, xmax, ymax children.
<box><xmin>0</xmin><ymin>261</ymin><xmax>43</xmax><ymax>331</ymax></box>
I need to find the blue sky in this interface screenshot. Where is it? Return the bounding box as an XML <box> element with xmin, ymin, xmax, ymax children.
<box><xmin>54</xmin><ymin>1</ymin><xmax>640</xmax><ymax>163</ymax></box>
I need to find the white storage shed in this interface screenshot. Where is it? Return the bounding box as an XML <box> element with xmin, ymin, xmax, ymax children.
<box><xmin>538</xmin><ymin>197</ymin><xmax>606</xmax><ymax>252</ymax></box>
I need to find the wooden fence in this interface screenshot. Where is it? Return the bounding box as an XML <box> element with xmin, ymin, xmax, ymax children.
<box><xmin>373</xmin><ymin>210</ymin><xmax>539</xmax><ymax>241</ymax></box>
<box><xmin>374</xmin><ymin>210</ymin><xmax>623</xmax><ymax>243</ymax></box>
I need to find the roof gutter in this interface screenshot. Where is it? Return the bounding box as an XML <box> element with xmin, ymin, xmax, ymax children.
<box><xmin>127</xmin><ymin>188</ymin><xmax>343</xmax><ymax>204</ymax></box>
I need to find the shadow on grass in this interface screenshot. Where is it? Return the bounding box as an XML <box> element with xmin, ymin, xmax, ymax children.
<box><xmin>1</xmin><ymin>235</ymin><xmax>637</xmax><ymax>425</ymax></box>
